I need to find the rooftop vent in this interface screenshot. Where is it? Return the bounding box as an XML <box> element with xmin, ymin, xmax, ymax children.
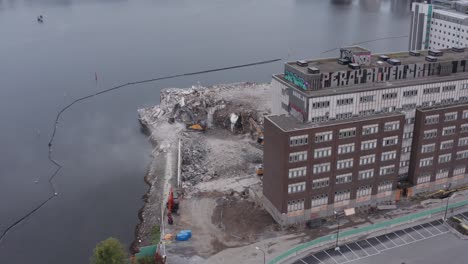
<box><xmin>337</xmin><ymin>58</ymin><xmax>350</xmax><ymax>65</ymax></box>
<box><xmin>348</xmin><ymin>63</ymin><xmax>361</xmax><ymax>70</ymax></box>
<box><xmin>425</xmin><ymin>55</ymin><xmax>437</xmax><ymax>62</ymax></box>
<box><xmin>452</xmin><ymin>46</ymin><xmax>465</xmax><ymax>53</ymax></box>
<box><xmin>409</xmin><ymin>50</ymin><xmax>421</xmax><ymax>56</ymax></box>
<box><xmin>378</xmin><ymin>55</ymin><xmax>389</xmax><ymax>61</ymax></box>
<box><xmin>307</xmin><ymin>67</ymin><xmax>320</xmax><ymax>74</ymax></box>
<box><xmin>387</xmin><ymin>59</ymin><xmax>401</xmax><ymax>66</ymax></box>
<box><xmin>296</xmin><ymin>60</ymin><xmax>308</xmax><ymax>67</ymax></box>
<box><xmin>428</xmin><ymin>50</ymin><xmax>443</xmax><ymax>57</ymax></box>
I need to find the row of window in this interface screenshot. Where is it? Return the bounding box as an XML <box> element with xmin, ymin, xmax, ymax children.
<box><xmin>421</xmin><ymin>137</ymin><xmax>468</xmax><ymax>153</ymax></box>
<box><xmin>419</xmin><ymin>150</ymin><xmax>468</xmax><ymax>167</ymax></box>
<box><xmin>417</xmin><ymin>166</ymin><xmax>466</xmax><ymax>184</ymax></box>
<box><xmin>311</xmin><ymin>161</ymin><xmax>396</xmax><ymax>176</ymax></box>
<box><xmin>423</xmin><ymin>124</ymin><xmax>468</xmax><ymax>139</ymax></box>
<box><xmin>424</xmin><ymin>111</ymin><xmax>468</xmax><ymax>124</ymax></box>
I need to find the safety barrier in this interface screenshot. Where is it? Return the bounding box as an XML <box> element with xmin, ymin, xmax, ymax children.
<box><xmin>269</xmin><ymin>199</ymin><xmax>468</xmax><ymax>264</ymax></box>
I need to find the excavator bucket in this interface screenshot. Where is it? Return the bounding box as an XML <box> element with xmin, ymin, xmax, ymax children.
<box><xmin>188</xmin><ymin>124</ymin><xmax>204</xmax><ymax>131</ymax></box>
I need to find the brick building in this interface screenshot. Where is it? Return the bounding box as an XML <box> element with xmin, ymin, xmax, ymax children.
<box><xmin>264</xmin><ymin>46</ymin><xmax>468</xmax><ymax>225</ymax></box>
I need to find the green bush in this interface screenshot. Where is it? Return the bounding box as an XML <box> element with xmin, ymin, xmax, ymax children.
<box><xmin>150</xmin><ymin>225</ymin><xmax>161</xmax><ymax>244</ymax></box>
<box><xmin>90</xmin><ymin>237</ymin><xmax>126</xmax><ymax>264</ymax></box>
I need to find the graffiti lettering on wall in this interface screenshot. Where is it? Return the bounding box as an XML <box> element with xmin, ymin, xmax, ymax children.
<box><xmin>290</xmin><ymin>103</ymin><xmax>306</xmax><ymax>122</ymax></box>
<box><xmin>285</xmin><ymin>71</ymin><xmax>309</xmax><ymax>90</ymax></box>
<box><xmin>321</xmin><ymin>60</ymin><xmax>467</xmax><ymax>89</ymax></box>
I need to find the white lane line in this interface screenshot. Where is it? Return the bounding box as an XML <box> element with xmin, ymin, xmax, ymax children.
<box><xmin>411</xmin><ymin>226</ymin><xmax>427</xmax><ymax>238</ymax></box>
<box><xmin>312</xmin><ymin>254</ymin><xmax>325</xmax><ymax>264</ymax></box>
<box><xmin>393</xmin><ymin>231</ymin><xmax>408</xmax><ymax>244</ymax></box>
<box><xmin>323</xmin><ymin>250</ymin><xmax>339</xmax><ymax>264</ymax></box>
<box><xmin>337</xmin><ymin>248</ymin><xmax>350</xmax><ymax>262</ymax></box>
<box><xmin>402</xmin><ymin>228</ymin><xmax>418</xmax><ymax>241</ymax></box>
<box><xmin>365</xmin><ymin>239</ymin><xmax>382</xmax><ymax>253</ymax></box>
<box><xmin>384</xmin><ymin>235</ymin><xmax>398</xmax><ymax>247</ymax></box>
<box><xmin>355</xmin><ymin>241</ymin><xmax>378</xmax><ymax>256</ymax></box>
<box><xmin>428</xmin><ymin>222</ymin><xmax>444</xmax><ymax>233</ymax></box>
<box><xmin>344</xmin><ymin>244</ymin><xmax>360</xmax><ymax>259</ymax></box>
<box><xmin>299</xmin><ymin>259</ymin><xmax>308</xmax><ymax>264</ymax></box>
<box><xmin>421</xmin><ymin>224</ymin><xmax>436</xmax><ymax>236</ymax></box>
<box><xmin>374</xmin><ymin>237</ymin><xmax>389</xmax><ymax>249</ymax></box>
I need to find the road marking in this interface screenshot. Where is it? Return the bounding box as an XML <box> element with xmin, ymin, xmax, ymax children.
<box><xmin>374</xmin><ymin>236</ymin><xmax>389</xmax><ymax>249</ymax></box>
<box><xmin>392</xmin><ymin>231</ymin><xmax>408</xmax><ymax>244</ymax></box>
<box><xmin>298</xmin><ymin>259</ymin><xmax>307</xmax><ymax>264</ymax></box>
<box><xmin>421</xmin><ymin>224</ymin><xmax>435</xmax><ymax>236</ymax></box>
<box><xmin>337</xmin><ymin>248</ymin><xmax>351</xmax><ymax>262</ymax></box>
<box><xmin>384</xmin><ymin>234</ymin><xmax>398</xmax><ymax>247</ymax></box>
<box><xmin>323</xmin><ymin>250</ymin><xmax>339</xmax><ymax>264</ymax></box>
<box><xmin>344</xmin><ymin>244</ymin><xmax>360</xmax><ymax>259</ymax></box>
<box><xmin>411</xmin><ymin>226</ymin><xmax>427</xmax><ymax>238</ymax></box>
<box><xmin>365</xmin><ymin>239</ymin><xmax>382</xmax><ymax>253</ymax></box>
<box><xmin>428</xmin><ymin>222</ymin><xmax>444</xmax><ymax>233</ymax></box>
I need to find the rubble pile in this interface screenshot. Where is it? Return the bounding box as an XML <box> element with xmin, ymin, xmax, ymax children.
<box><xmin>181</xmin><ymin>138</ymin><xmax>210</xmax><ymax>185</ymax></box>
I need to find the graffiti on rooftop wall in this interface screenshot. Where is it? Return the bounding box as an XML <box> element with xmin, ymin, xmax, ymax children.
<box><xmin>321</xmin><ymin>60</ymin><xmax>467</xmax><ymax>88</ymax></box>
<box><xmin>285</xmin><ymin>70</ymin><xmax>309</xmax><ymax>90</ymax></box>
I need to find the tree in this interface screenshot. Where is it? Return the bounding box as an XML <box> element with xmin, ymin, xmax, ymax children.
<box><xmin>91</xmin><ymin>237</ymin><xmax>127</xmax><ymax>264</ymax></box>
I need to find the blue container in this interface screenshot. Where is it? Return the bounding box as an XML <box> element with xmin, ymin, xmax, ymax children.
<box><xmin>176</xmin><ymin>233</ymin><xmax>189</xmax><ymax>241</ymax></box>
<box><xmin>181</xmin><ymin>230</ymin><xmax>192</xmax><ymax>238</ymax></box>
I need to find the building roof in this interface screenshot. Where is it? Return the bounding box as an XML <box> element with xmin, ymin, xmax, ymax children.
<box><xmin>286</xmin><ymin>48</ymin><xmax>468</xmax><ymax>75</ymax></box>
<box><xmin>266</xmin><ymin>112</ymin><xmax>404</xmax><ymax>133</ymax></box>
<box><xmin>434</xmin><ymin>8</ymin><xmax>468</xmax><ymax>19</ymax></box>
<box><xmin>418</xmin><ymin>101</ymin><xmax>468</xmax><ymax>112</ymax></box>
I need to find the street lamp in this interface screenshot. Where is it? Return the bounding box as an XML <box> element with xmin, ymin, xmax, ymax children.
<box><xmin>334</xmin><ymin>211</ymin><xmax>340</xmax><ymax>251</ymax></box>
<box><xmin>443</xmin><ymin>183</ymin><xmax>452</xmax><ymax>221</ymax></box>
<box><xmin>255</xmin><ymin>246</ymin><xmax>266</xmax><ymax>264</ymax></box>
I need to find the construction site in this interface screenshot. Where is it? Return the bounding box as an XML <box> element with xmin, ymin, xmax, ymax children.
<box><xmin>134</xmin><ymin>82</ymin><xmax>468</xmax><ymax>264</ymax></box>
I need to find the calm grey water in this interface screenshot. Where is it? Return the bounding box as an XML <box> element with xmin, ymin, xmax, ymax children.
<box><xmin>0</xmin><ymin>0</ymin><xmax>411</xmax><ymax>263</ymax></box>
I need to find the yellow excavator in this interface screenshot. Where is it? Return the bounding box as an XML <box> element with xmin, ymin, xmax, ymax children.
<box><xmin>249</xmin><ymin>117</ymin><xmax>264</xmax><ymax>145</ymax></box>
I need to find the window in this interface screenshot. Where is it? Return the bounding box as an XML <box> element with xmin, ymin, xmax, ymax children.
<box><xmin>462</xmin><ymin>83</ymin><xmax>468</xmax><ymax>90</ymax></box>
<box><xmin>422</xmin><ymin>143</ymin><xmax>436</xmax><ymax>153</ymax></box>
<box><xmin>406</xmin><ymin>117</ymin><xmax>415</xmax><ymax>124</ymax></box>
<box><xmin>461</xmin><ymin>96</ymin><xmax>468</xmax><ymax>103</ymax></box>
<box><xmin>456</xmin><ymin>150</ymin><xmax>468</xmax><ymax>160</ymax></box>
<box><xmin>338</xmin><ymin>128</ymin><xmax>356</xmax><ymax>139</ymax></box>
<box><xmin>288</xmin><ymin>167</ymin><xmax>306</xmax><ymax>179</ymax></box>
<box><xmin>438</xmin><ymin>154</ymin><xmax>452</xmax><ymax>164</ymax></box>
<box><xmin>420</xmin><ymin>157</ymin><xmax>434</xmax><ymax>167</ymax></box>
<box><xmin>383</xmin><ymin>136</ymin><xmax>398</xmax><ymax>147</ymax></box>
<box><xmin>459</xmin><ymin>137</ymin><xmax>468</xmax><ymax>147</ymax></box>
<box><xmin>384</xmin><ymin>121</ymin><xmax>400</xmax><ymax>132</ymax></box>
<box><xmin>444</xmin><ymin>112</ymin><xmax>458</xmax><ymax>122</ymax></box>
<box><xmin>417</xmin><ymin>174</ymin><xmax>431</xmax><ymax>184</ymax></box>
<box><xmin>378</xmin><ymin>181</ymin><xmax>393</xmax><ymax>193</ymax></box>
<box><xmin>442</xmin><ymin>126</ymin><xmax>456</xmax><ymax>136</ymax></box>
<box><xmin>462</xmin><ymin>124</ymin><xmax>468</xmax><ymax>133</ymax></box>
<box><xmin>315</xmin><ymin>131</ymin><xmax>333</xmax><ymax>143</ymax></box>
<box><xmin>288</xmin><ymin>182</ymin><xmax>306</xmax><ymax>193</ymax></box>
<box><xmin>358</xmin><ymin>169</ymin><xmax>374</xmax><ymax>180</ymax></box>
<box><xmin>337</xmin><ymin>159</ymin><xmax>354</xmax><ymax>170</ymax></box>
<box><xmin>336</xmin><ymin>98</ymin><xmax>354</xmax><ymax>106</ymax></box>
<box><xmin>360</xmin><ymin>95</ymin><xmax>375</xmax><ymax>103</ymax></box>
<box><xmin>436</xmin><ymin>168</ymin><xmax>449</xmax><ymax>180</ymax></box>
<box><xmin>403</xmin><ymin>132</ymin><xmax>413</xmax><ymax>139</ymax></box>
<box><xmin>382</xmin><ymin>92</ymin><xmax>398</xmax><ymax>100</ymax></box>
<box><xmin>402</xmin><ymin>146</ymin><xmax>411</xmax><ymax>153</ymax></box>
<box><xmin>289</xmin><ymin>135</ymin><xmax>308</xmax><ymax>147</ymax></box>
<box><xmin>423</xmin><ymin>129</ymin><xmax>438</xmax><ymax>139</ymax></box>
<box><xmin>379</xmin><ymin>165</ymin><xmax>395</xmax><ymax>176</ymax></box>
<box><xmin>441</xmin><ymin>98</ymin><xmax>455</xmax><ymax>105</ymax></box>
<box><xmin>425</xmin><ymin>115</ymin><xmax>439</xmax><ymax>125</ymax></box>
<box><xmin>442</xmin><ymin>85</ymin><xmax>456</xmax><ymax>92</ymax></box>
<box><xmin>334</xmin><ymin>190</ymin><xmax>351</xmax><ymax>202</ymax></box>
<box><xmin>381</xmin><ymin>151</ymin><xmax>397</xmax><ymax>161</ymax></box>
<box><xmin>423</xmin><ymin>87</ymin><xmax>440</xmax><ymax>94</ymax></box>
<box><xmin>421</xmin><ymin>101</ymin><xmax>436</xmax><ymax>107</ymax></box>
<box><xmin>362</xmin><ymin>124</ymin><xmax>378</xmax><ymax>135</ymax></box>
<box><xmin>287</xmin><ymin>199</ymin><xmax>304</xmax><ymax>212</ymax></box>
<box><xmin>359</xmin><ymin>109</ymin><xmax>375</xmax><ymax>116</ymax></box>
<box><xmin>311</xmin><ymin>116</ymin><xmax>329</xmax><ymax>123</ymax></box>
<box><xmin>336</xmin><ymin>112</ymin><xmax>353</xmax><ymax>120</ymax></box>
<box><xmin>403</xmin><ymin>90</ymin><xmax>418</xmax><ymax>97</ymax></box>
<box><xmin>382</xmin><ymin>106</ymin><xmax>396</xmax><ymax>113</ymax></box>
<box><xmin>356</xmin><ymin>185</ymin><xmax>372</xmax><ymax>197</ymax></box>
<box><xmin>400</xmin><ymin>160</ymin><xmax>410</xmax><ymax>167</ymax></box>
<box><xmin>463</xmin><ymin>110</ymin><xmax>468</xmax><ymax>119</ymax></box>
<box><xmin>441</xmin><ymin>140</ymin><xmax>454</xmax><ymax>150</ymax></box>
<box><xmin>361</xmin><ymin>139</ymin><xmax>377</xmax><ymax>150</ymax></box>
<box><xmin>312</xmin><ymin>178</ymin><xmax>329</xmax><ymax>189</ymax></box>
<box><xmin>336</xmin><ymin>173</ymin><xmax>352</xmax><ymax>184</ymax></box>
<box><xmin>311</xmin><ymin>194</ymin><xmax>328</xmax><ymax>207</ymax></box>
<box><xmin>360</xmin><ymin>154</ymin><xmax>376</xmax><ymax>165</ymax></box>
<box><xmin>312</xmin><ymin>101</ymin><xmax>330</xmax><ymax>109</ymax></box>
<box><xmin>289</xmin><ymin>151</ymin><xmax>307</xmax><ymax>163</ymax></box>
<box><xmin>313</xmin><ymin>162</ymin><xmax>331</xmax><ymax>174</ymax></box>
<box><xmin>314</xmin><ymin>147</ymin><xmax>332</xmax><ymax>158</ymax></box>
<box><xmin>337</xmin><ymin>143</ymin><xmax>355</xmax><ymax>155</ymax></box>
<box><xmin>454</xmin><ymin>166</ymin><xmax>466</xmax><ymax>176</ymax></box>
<box><xmin>402</xmin><ymin>103</ymin><xmax>417</xmax><ymax>110</ymax></box>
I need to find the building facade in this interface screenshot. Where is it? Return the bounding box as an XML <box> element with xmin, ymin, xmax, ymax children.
<box><xmin>265</xmin><ymin>46</ymin><xmax>468</xmax><ymax>225</ymax></box>
<box><xmin>410</xmin><ymin>1</ymin><xmax>468</xmax><ymax>51</ymax></box>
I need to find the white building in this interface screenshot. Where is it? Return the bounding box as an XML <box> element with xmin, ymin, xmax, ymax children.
<box><xmin>410</xmin><ymin>1</ymin><xmax>468</xmax><ymax>51</ymax></box>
